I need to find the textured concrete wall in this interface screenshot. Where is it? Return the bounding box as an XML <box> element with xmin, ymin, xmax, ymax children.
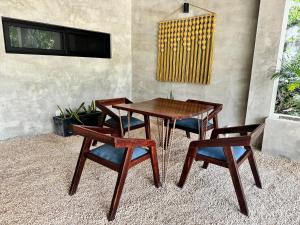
<box><xmin>132</xmin><ymin>0</ymin><xmax>260</xmax><ymax>127</ymax></box>
<box><xmin>248</xmin><ymin>0</ymin><xmax>300</xmax><ymax>158</ymax></box>
<box><xmin>262</xmin><ymin>117</ymin><xmax>300</xmax><ymax>161</ymax></box>
<box><xmin>246</xmin><ymin>0</ymin><xmax>288</xmax><ymax>124</ymax></box>
<box><xmin>0</xmin><ymin>0</ymin><xmax>132</xmax><ymax>139</ymax></box>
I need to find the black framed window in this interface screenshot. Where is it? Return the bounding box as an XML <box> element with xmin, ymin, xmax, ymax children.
<box><xmin>2</xmin><ymin>17</ymin><xmax>111</xmax><ymax>58</ymax></box>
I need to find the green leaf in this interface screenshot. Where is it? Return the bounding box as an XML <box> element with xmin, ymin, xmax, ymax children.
<box><xmin>288</xmin><ymin>5</ymin><xmax>300</xmax><ymax>27</ymax></box>
<box><xmin>65</xmin><ymin>108</ymin><xmax>73</xmax><ymax>118</ymax></box>
<box><xmin>82</xmin><ymin>105</ymin><xmax>87</xmax><ymax>113</ymax></box>
<box><xmin>76</xmin><ymin>102</ymin><xmax>85</xmax><ymax>114</ymax></box>
<box><xmin>72</xmin><ymin>111</ymin><xmax>83</xmax><ymax>124</ymax></box>
<box><xmin>288</xmin><ymin>82</ymin><xmax>300</xmax><ymax>91</ymax></box>
<box><xmin>92</xmin><ymin>100</ymin><xmax>96</xmax><ymax>111</ymax></box>
<box><xmin>57</xmin><ymin>105</ymin><xmax>66</xmax><ymax>119</ymax></box>
<box><xmin>87</xmin><ymin>105</ymin><xmax>92</xmax><ymax>113</ymax></box>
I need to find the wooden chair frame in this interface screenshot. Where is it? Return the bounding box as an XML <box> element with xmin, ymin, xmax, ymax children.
<box><xmin>184</xmin><ymin>99</ymin><xmax>223</xmax><ymax>140</ymax></box>
<box><xmin>178</xmin><ymin>124</ymin><xmax>264</xmax><ymax>216</ymax></box>
<box><xmin>69</xmin><ymin>125</ymin><xmax>161</xmax><ymax>221</ymax></box>
<box><xmin>95</xmin><ymin>98</ymin><xmax>147</xmax><ymax>138</ymax></box>
<box><xmin>167</xmin><ymin>99</ymin><xmax>222</xmax><ymax>141</ymax></box>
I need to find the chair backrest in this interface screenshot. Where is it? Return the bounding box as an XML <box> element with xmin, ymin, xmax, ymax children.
<box><xmin>249</xmin><ymin>123</ymin><xmax>265</xmax><ymax>145</ymax></box>
<box><xmin>96</xmin><ymin>98</ymin><xmax>132</xmax><ymax>107</ymax></box>
<box><xmin>210</xmin><ymin>123</ymin><xmax>265</xmax><ymax>146</ymax></box>
<box><xmin>72</xmin><ymin>125</ymin><xmax>117</xmax><ymax>146</ymax></box>
<box><xmin>95</xmin><ymin>97</ymin><xmax>133</xmax><ymax>127</ymax></box>
<box><xmin>186</xmin><ymin>99</ymin><xmax>223</xmax><ymax>127</ymax></box>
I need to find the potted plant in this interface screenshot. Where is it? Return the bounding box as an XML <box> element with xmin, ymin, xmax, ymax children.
<box><xmin>53</xmin><ymin>100</ymin><xmax>102</xmax><ymax>137</ymax></box>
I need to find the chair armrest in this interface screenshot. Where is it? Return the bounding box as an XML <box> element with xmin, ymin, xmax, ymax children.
<box><xmin>250</xmin><ymin>123</ymin><xmax>265</xmax><ymax>140</ymax></box>
<box><xmin>189</xmin><ymin>136</ymin><xmax>251</xmax><ymax>149</ymax></box>
<box><xmin>114</xmin><ymin>138</ymin><xmax>156</xmax><ymax>148</ymax></box>
<box><xmin>186</xmin><ymin>99</ymin><xmax>222</xmax><ymax>108</ymax></box>
<box><xmin>203</xmin><ymin>104</ymin><xmax>223</xmax><ymax>123</ymax></box>
<box><xmin>95</xmin><ymin>101</ymin><xmax>120</xmax><ymax>122</ymax></box>
<box><xmin>124</xmin><ymin>98</ymin><xmax>133</xmax><ymax>104</ymax></box>
<box><xmin>211</xmin><ymin>124</ymin><xmax>261</xmax><ymax>138</ymax></box>
<box><xmin>95</xmin><ymin>98</ymin><xmax>127</xmax><ymax>106</ymax></box>
<box><xmin>72</xmin><ymin>125</ymin><xmax>155</xmax><ymax>149</ymax></box>
<box><xmin>186</xmin><ymin>99</ymin><xmax>222</xmax><ymax>124</ymax></box>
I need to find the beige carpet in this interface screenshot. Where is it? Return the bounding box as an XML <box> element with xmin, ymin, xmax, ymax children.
<box><xmin>1</xmin><ymin>129</ymin><xmax>300</xmax><ymax>225</ymax></box>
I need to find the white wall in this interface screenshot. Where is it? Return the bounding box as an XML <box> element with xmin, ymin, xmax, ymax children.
<box><xmin>0</xmin><ymin>0</ymin><xmax>132</xmax><ymax>139</ymax></box>
<box><xmin>132</xmin><ymin>0</ymin><xmax>260</xmax><ymax>127</ymax></box>
<box><xmin>263</xmin><ymin>117</ymin><xmax>300</xmax><ymax>161</ymax></box>
<box><xmin>246</xmin><ymin>0</ymin><xmax>288</xmax><ymax>124</ymax></box>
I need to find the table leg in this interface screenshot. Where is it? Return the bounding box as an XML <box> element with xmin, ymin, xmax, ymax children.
<box><xmin>118</xmin><ymin>109</ymin><xmax>124</xmax><ymax>137</ymax></box>
<box><xmin>144</xmin><ymin>115</ymin><xmax>151</xmax><ymax>139</ymax></box>
<box><xmin>203</xmin><ymin>111</ymin><xmax>209</xmax><ymax>139</ymax></box>
<box><xmin>198</xmin><ymin>113</ymin><xmax>203</xmax><ymax>140</ymax></box>
<box><xmin>163</xmin><ymin>119</ymin><xmax>176</xmax><ymax>184</ymax></box>
<box><xmin>156</xmin><ymin>118</ymin><xmax>162</xmax><ymax>147</ymax></box>
<box><xmin>127</xmin><ymin>112</ymin><xmax>130</xmax><ymax>138</ymax></box>
<box><xmin>161</xmin><ymin>118</ymin><xmax>165</xmax><ymax>183</ymax></box>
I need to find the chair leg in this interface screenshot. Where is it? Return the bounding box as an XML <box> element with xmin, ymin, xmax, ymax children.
<box><xmin>186</xmin><ymin>131</ymin><xmax>191</xmax><ymax>139</ymax></box>
<box><xmin>199</xmin><ymin>128</ymin><xmax>204</xmax><ymax>140</ymax></box>
<box><xmin>202</xmin><ymin>162</ymin><xmax>209</xmax><ymax>169</ymax></box>
<box><xmin>144</xmin><ymin>115</ymin><xmax>151</xmax><ymax>139</ymax></box>
<box><xmin>150</xmin><ymin>146</ymin><xmax>161</xmax><ymax>187</ymax></box>
<box><xmin>224</xmin><ymin>147</ymin><xmax>249</xmax><ymax>216</ymax></box>
<box><xmin>92</xmin><ymin>118</ymin><xmax>105</xmax><ymax>146</ymax></box>
<box><xmin>69</xmin><ymin>138</ymin><xmax>92</xmax><ymax>195</ymax></box>
<box><xmin>108</xmin><ymin>149</ymin><xmax>132</xmax><ymax>221</ymax></box>
<box><xmin>92</xmin><ymin>140</ymin><xmax>97</xmax><ymax>146</ymax></box>
<box><xmin>247</xmin><ymin>149</ymin><xmax>262</xmax><ymax>189</ymax></box>
<box><xmin>178</xmin><ymin>150</ymin><xmax>195</xmax><ymax>188</ymax></box>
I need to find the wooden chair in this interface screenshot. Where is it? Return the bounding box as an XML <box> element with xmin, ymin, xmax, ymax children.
<box><xmin>169</xmin><ymin>99</ymin><xmax>222</xmax><ymax>140</ymax></box>
<box><xmin>178</xmin><ymin>124</ymin><xmax>264</xmax><ymax>216</ymax></box>
<box><xmin>69</xmin><ymin>125</ymin><xmax>161</xmax><ymax>221</ymax></box>
<box><xmin>95</xmin><ymin>98</ymin><xmax>147</xmax><ymax>137</ymax></box>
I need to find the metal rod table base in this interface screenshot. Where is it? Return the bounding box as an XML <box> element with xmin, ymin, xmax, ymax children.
<box><xmin>118</xmin><ymin>109</ymin><xmax>124</xmax><ymax>137</ymax></box>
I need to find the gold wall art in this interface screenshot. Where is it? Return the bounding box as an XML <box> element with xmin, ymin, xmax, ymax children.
<box><xmin>156</xmin><ymin>14</ymin><xmax>216</xmax><ymax>84</ymax></box>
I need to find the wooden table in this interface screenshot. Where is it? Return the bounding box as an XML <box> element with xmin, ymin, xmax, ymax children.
<box><xmin>113</xmin><ymin>98</ymin><xmax>213</xmax><ymax>184</ymax></box>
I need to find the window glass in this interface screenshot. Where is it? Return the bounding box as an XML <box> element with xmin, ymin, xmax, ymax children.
<box><xmin>274</xmin><ymin>0</ymin><xmax>300</xmax><ymax>117</ymax></box>
<box><xmin>2</xmin><ymin>17</ymin><xmax>111</xmax><ymax>58</ymax></box>
<box><xmin>8</xmin><ymin>26</ymin><xmax>62</xmax><ymax>50</ymax></box>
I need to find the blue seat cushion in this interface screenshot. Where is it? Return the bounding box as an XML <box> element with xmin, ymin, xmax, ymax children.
<box><xmin>105</xmin><ymin>116</ymin><xmax>144</xmax><ymax>129</ymax></box>
<box><xmin>90</xmin><ymin>144</ymin><xmax>148</xmax><ymax>164</ymax></box>
<box><xmin>197</xmin><ymin>146</ymin><xmax>246</xmax><ymax>161</ymax></box>
<box><xmin>175</xmin><ymin>118</ymin><xmax>213</xmax><ymax>132</ymax></box>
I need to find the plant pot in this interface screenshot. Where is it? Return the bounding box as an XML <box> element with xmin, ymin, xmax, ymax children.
<box><xmin>53</xmin><ymin>111</ymin><xmax>102</xmax><ymax>137</ymax></box>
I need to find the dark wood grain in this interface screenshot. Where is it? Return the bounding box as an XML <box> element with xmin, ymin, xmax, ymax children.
<box><xmin>95</xmin><ymin>97</ymin><xmax>146</xmax><ymax>138</ymax></box>
<box><xmin>185</xmin><ymin>99</ymin><xmax>222</xmax><ymax>140</ymax></box>
<box><xmin>113</xmin><ymin>98</ymin><xmax>214</xmax><ymax>120</ymax></box>
<box><xmin>69</xmin><ymin>125</ymin><xmax>160</xmax><ymax>221</ymax></box>
<box><xmin>178</xmin><ymin>123</ymin><xmax>265</xmax><ymax>216</ymax></box>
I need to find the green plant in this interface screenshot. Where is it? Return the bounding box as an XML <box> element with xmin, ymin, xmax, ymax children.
<box><xmin>57</xmin><ymin>100</ymin><xmax>98</xmax><ymax>124</ymax></box>
<box><xmin>288</xmin><ymin>5</ymin><xmax>300</xmax><ymax>27</ymax></box>
<box><xmin>272</xmin><ymin>0</ymin><xmax>300</xmax><ymax>117</ymax></box>
<box><xmin>82</xmin><ymin>100</ymin><xmax>97</xmax><ymax>113</ymax></box>
<box><xmin>272</xmin><ymin>55</ymin><xmax>300</xmax><ymax>116</ymax></box>
<box><xmin>272</xmin><ymin>55</ymin><xmax>300</xmax><ymax>91</ymax></box>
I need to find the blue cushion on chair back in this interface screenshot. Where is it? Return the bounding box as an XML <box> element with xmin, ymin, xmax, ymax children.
<box><xmin>90</xmin><ymin>144</ymin><xmax>148</xmax><ymax>164</ymax></box>
<box><xmin>197</xmin><ymin>146</ymin><xmax>246</xmax><ymax>161</ymax></box>
<box><xmin>106</xmin><ymin>116</ymin><xmax>144</xmax><ymax>129</ymax></box>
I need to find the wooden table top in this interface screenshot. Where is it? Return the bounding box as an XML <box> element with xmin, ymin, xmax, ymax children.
<box><xmin>113</xmin><ymin>98</ymin><xmax>213</xmax><ymax>120</ymax></box>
